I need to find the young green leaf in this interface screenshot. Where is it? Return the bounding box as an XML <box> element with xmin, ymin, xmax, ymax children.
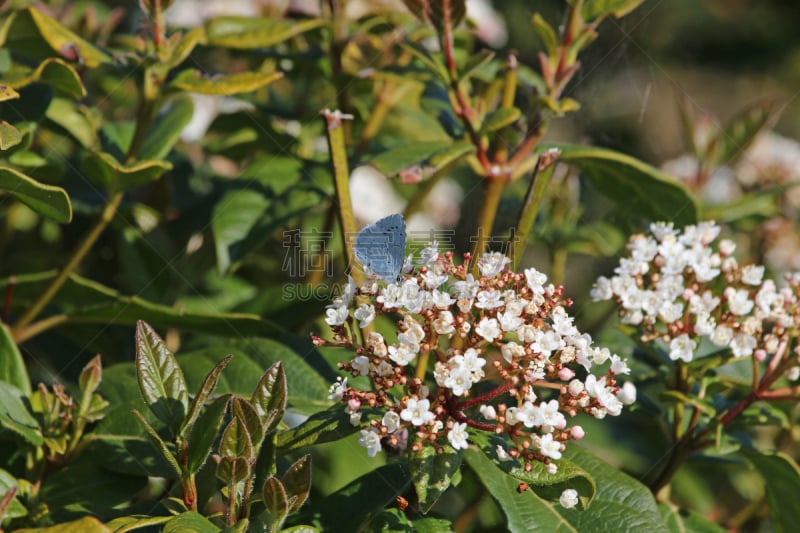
<box><xmin>13</xmin><ymin>516</ymin><xmax>113</xmax><ymax>533</ymax></box>
<box><xmin>282</xmin><ymin>454</ymin><xmax>312</xmax><ymax>513</ymax></box>
<box><xmin>180</xmin><ymin>354</ymin><xmax>233</xmax><ymax>439</ymax></box>
<box><xmin>231</xmin><ymin>397</ymin><xmax>265</xmax><ymax>452</ymax></box>
<box><xmin>262</xmin><ymin>476</ymin><xmax>290</xmax><ymax>522</ymax></box>
<box><xmin>131</xmin><ymin>409</ymin><xmax>182</xmax><ymax>478</ymax></box>
<box><xmin>170</xmin><ymin>69</ymin><xmax>282</xmax><ymax>96</ymax></box>
<box><xmin>276</xmin><ymin>405</ymin><xmax>367</xmax><ymax>451</ymax></box>
<box><xmin>220</xmin><ymin>412</ymin><xmax>254</xmax><ymax>460</ymax></box>
<box><xmin>251</xmin><ymin>361</ymin><xmax>287</xmax><ymax>432</ymax></box>
<box><xmin>139</xmin><ymin>96</ymin><xmax>195</xmax><ymax>161</ymax></box>
<box><xmin>186</xmin><ymin>395</ymin><xmax>231</xmax><ymax>474</ymax></box>
<box><xmin>0</xmin><ymin>121</ymin><xmax>23</xmax><ymax>150</ymax></box>
<box><xmin>135</xmin><ymin>321</ymin><xmax>188</xmax><ymax>433</ymax></box>
<box><xmin>205</xmin><ymin>16</ymin><xmax>324</xmax><ymax>49</ymax></box>
<box><xmin>81</xmin><ymin>152</ymin><xmax>172</xmax><ymax>193</ymax></box>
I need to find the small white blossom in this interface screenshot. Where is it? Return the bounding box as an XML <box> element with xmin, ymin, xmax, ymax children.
<box><xmin>351</xmin><ymin>355</ymin><xmax>370</xmax><ymax>376</ymax></box>
<box><xmin>475</xmin><ymin>317</ymin><xmax>501</xmax><ymax>342</ymax></box>
<box><xmin>447</xmin><ymin>422</ymin><xmax>469</xmax><ymax>450</ymax></box>
<box><xmin>400</xmin><ymin>398</ymin><xmax>435</xmax><ymax>426</ymax></box>
<box><xmin>559</xmin><ymin>489</ymin><xmax>579</xmax><ymax>509</ymax></box>
<box><xmin>382</xmin><ymin>411</ymin><xmax>401</xmax><ymax>433</ymax></box>
<box><xmin>325</xmin><ymin>304</ymin><xmax>349</xmax><ymax>326</ymax></box>
<box><xmin>353</xmin><ymin>304</ymin><xmax>375</xmax><ymax>327</ymax></box>
<box><xmin>358</xmin><ymin>428</ymin><xmax>382</xmax><ymax>457</ymax></box>
<box><xmin>669</xmin><ymin>334</ymin><xmax>696</xmax><ymax>362</ymax></box>
<box><xmin>539</xmin><ymin>432</ymin><xmax>562</xmax><ymax>460</ymax></box>
<box><xmin>478</xmin><ymin>252</ymin><xmax>510</xmax><ymax>278</ymax></box>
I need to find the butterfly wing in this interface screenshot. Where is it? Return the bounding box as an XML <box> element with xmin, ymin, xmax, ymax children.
<box><xmin>354</xmin><ymin>214</ymin><xmax>407</xmax><ymax>282</ymax></box>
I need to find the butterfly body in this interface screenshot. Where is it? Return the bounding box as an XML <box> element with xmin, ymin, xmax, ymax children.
<box><xmin>354</xmin><ymin>214</ymin><xmax>407</xmax><ymax>283</ymax></box>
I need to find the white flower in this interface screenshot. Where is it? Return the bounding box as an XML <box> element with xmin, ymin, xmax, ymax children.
<box><xmin>710</xmin><ymin>326</ymin><xmax>733</xmax><ymax>346</ymax></box>
<box><xmin>358</xmin><ymin>428</ymin><xmax>382</xmax><ymax>457</ymax></box>
<box><xmin>497</xmin><ymin>311</ymin><xmax>523</xmax><ymax>333</ymax></box>
<box><xmin>742</xmin><ymin>265</ymin><xmax>765</xmax><ymax>285</ymax></box>
<box><xmin>328</xmin><ymin>377</ymin><xmax>347</xmax><ymax>400</ymax></box>
<box><xmin>366</xmin><ymin>332</ymin><xmax>388</xmax><ymax>357</ymax></box>
<box><xmin>324</xmin><ymin>304</ymin><xmax>349</xmax><ymax>326</ymax></box>
<box><xmin>444</xmin><ymin>367</ymin><xmax>473</xmax><ymax>396</ymax></box>
<box><xmin>525</xmin><ymin>267</ymin><xmax>548</xmax><ymax>294</ymax></box>
<box><xmin>559</xmin><ymin>488</ymin><xmax>579</xmax><ymax>509</ymax></box>
<box><xmin>659</xmin><ymin>302</ymin><xmax>684</xmax><ymax>323</ymax></box>
<box><xmin>400</xmin><ymin>398</ymin><xmax>435</xmax><ymax>426</ymax></box>
<box><xmin>547</xmin><ymin>463</ymin><xmax>558</xmax><ymax>475</ymax></box>
<box><xmin>609</xmin><ymin>355</ymin><xmax>630</xmax><ymax>375</ymax></box>
<box><xmin>447</xmin><ymin>422</ymin><xmax>469</xmax><ymax>450</ymax></box>
<box><xmin>351</xmin><ymin>355</ymin><xmax>370</xmax><ymax>376</ymax></box>
<box><xmin>478</xmin><ymin>252</ymin><xmax>510</xmax><ymax>278</ymax></box>
<box><xmin>496</xmin><ymin>445</ymin><xmax>511</xmax><ymax>461</ymax></box>
<box><xmin>475</xmin><ymin>289</ymin><xmax>504</xmax><ymax>309</ymax></box>
<box><xmin>475</xmin><ymin>317</ymin><xmax>501</xmax><ymax>342</ymax></box>
<box><xmin>590</xmin><ymin>276</ymin><xmax>613</xmax><ymax>301</ymax></box>
<box><xmin>388</xmin><ymin>344</ymin><xmax>417</xmax><ymax>366</ymax></box>
<box><xmin>433</xmin><ymin>311</ymin><xmax>456</xmax><ymax>336</ymax></box>
<box><xmin>353</xmin><ymin>304</ymin><xmax>375</xmax><ymax>327</ymax></box>
<box><xmin>382</xmin><ymin>411</ymin><xmax>401</xmax><ymax>433</ymax></box>
<box><xmin>669</xmin><ymin>334</ymin><xmax>697</xmax><ymax>362</ymax></box>
<box><xmin>539</xmin><ymin>432</ymin><xmax>562</xmax><ymax>460</ymax></box>
<box><xmin>452</xmin><ymin>274</ymin><xmax>479</xmax><ymax>299</ymax></box>
<box><xmin>726</xmin><ymin>288</ymin><xmax>754</xmax><ymax>316</ymax></box>
<box><xmin>431</xmin><ymin>289</ymin><xmax>455</xmax><ymax>309</ymax></box>
<box><xmin>731</xmin><ymin>333</ymin><xmax>757</xmax><ymax>357</ymax></box>
<box><xmin>501</xmin><ymin>342</ymin><xmax>525</xmax><ymax>363</ymax></box>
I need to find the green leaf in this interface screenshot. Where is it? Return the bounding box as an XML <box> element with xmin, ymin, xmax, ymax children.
<box><xmin>212</xmin><ymin>188</ymin><xmax>269</xmax><ymax>274</ymax></box>
<box><xmin>0</xmin><ymin>272</ymin><xmax>283</xmax><ymax>338</ymax></box>
<box><xmin>553</xmin><ymin>144</ymin><xmax>698</xmax><ymax>226</ymax></box>
<box><xmin>163</xmin><ymin>512</ymin><xmax>221</xmax><ymax>533</ymax></box>
<box><xmin>558</xmin><ymin>446</ymin><xmax>666</xmax><ymax>532</ymax></box>
<box><xmin>0</xmin><ymin>469</ymin><xmax>27</xmax><ymax>521</ymax></box>
<box><xmin>368</xmin><ymin>140</ymin><xmax>473</xmax><ymax>177</ymax></box>
<box><xmin>505</xmin><ymin>456</ymin><xmax>596</xmax><ymax>509</ymax></box>
<box><xmin>187</xmin><ymin>394</ymin><xmax>230</xmax><ymax>474</ymax></box>
<box><xmin>131</xmin><ymin>409</ymin><xmax>183</xmax><ymax>478</ymax></box>
<box><xmin>532</xmin><ymin>13</ymin><xmax>558</xmax><ymax>54</ymax></box>
<box><xmin>0</xmin><ymin>166</ymin><xmax>72</xmax><ymax>223</ymax></box>
<box><xmin>232</xmin><ymin>397</ymin><xmax>264</xmax><ymax>452</ymax></box>
<box><xmin>580</xmin><ymin>0</ymin><xmax>645</xmax><ymax>22</ymax></box>
<box><xmin>171</xmin><ymin>69</ymin><xmax>282</xmax><ymax>96</ymax></box>
<box><xmin>4</xmin><ymin>57</ymin><xmax>86</xmax><ymax>98</ymax></box>
<box><xmin>139</xmin><ymin>96</ymin><xmax>194</xmax><ymax>161</ymax></box>
<box><xmin>104</xmin><ymin>515</ymin><xmax>172</xmax><ymax>532</ymax></box>
<box><xmin>205</xmin><ymin>16</ymin><xmax>324</xmax><ymax>49</ymax></box>
<box><xmin>220</xmin><ymin>412</ymin><xmax>253</xmax><ymax>459</ymax></box>
<box><xmin>262</xmin><ymin>476</ymin><xmax>289</xmax><ymax>522</ymax></box>
<box><xmin>251</xmin><ymin>362</ymin><xmax>287</xmax><ymax>432</ymax></box>
<box><xmin>740</xmin><ymin>447</ymin><xmax>800</xmax><ymax>533</ymax></box>
<box><xmin>46</xmin><ymin>98</ymin><xmax>98</xmax><ymax>148</ymax></box>
<box><xmin>0</xmin><ymin>381</ymin><xmax>42</xmax><ymax>445</ymax></box>
<box><xmin>465</xmin><ymin>449</ymin><xmax>576</xmax><ymax>532</ymax></box>
<box><xmin>298</xmin><ymin>463</ymin><xmax>411</xmax><ymax>531</ymax></box>
<box><xmin>0</xmin><ymin>120</ymin><xmax>22</xmax><ymax>150</ymax></box>
<box><xmin>15</xmin><ymin>517</ymin><xmax>112</xmax><ymax>533</ymax></box>
<box><xmin>216</xmin><ymin>455</ymin><xmax>251</xmax><ymax>485</ymax></box>
<box><xmin>81</xmin><ymin>151</ymin><xmax>172</xmax><ymax>193</ymax></box>
<box><xmin>276</xmin><ymin>405</ymin><xmax>367</xmax><ymax>451</ymax></box>
<box><xmin>8</xmin><ymin>7</ymin><xmax>112</xmax><ymax>67</ymax></box>
<box><xmin>714</xmin><ymin>101</ymin><xmax>782</xmax><ymax>165</ymax></box>
<box><xmin>410</xmin><ymin>443</ymin><xmax>462</xmax><ymax>513</ymax></box>
<box><xmin>481</xmin><ymin>107</ymin><xmax>521</xmax><ymax>134</ymax></box>
<box><xmin>135</xmin><ymin>321</ymin><xmax>188</xmax><ymax>433</ymax></box>
<box><xmin>0</xmin><ymin>324</ymin><xmax>30</xmax><ymax>395</ymax></box>
<box><xmin>282</xmin><ymin>454</ymin><xmax>312</xmax><ymax>513</ymax></box>
<box><xmin>659</xmin><ymin>503</ymin><xmax>727</xmax><ymax>533</ymax></box>
<box><xmin>702</xmin><ymin>189</ymin><xmax>782</xmax><ymax>223</ymax></box>
<box><xmin>179</xmin><ymin>354</ymin><xmax>233</xmax><ymax>439</ymax></box>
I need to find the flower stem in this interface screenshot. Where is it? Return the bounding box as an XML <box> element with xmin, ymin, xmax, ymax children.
<box><xmin>470</xmin><ymin>178</ymin><xmax>506</xmax><ymax>271</ymax></box>
<box><xmin>511</xmin><ymin>161</ymin><xmax>554</xmax><ymax>270</ymax></box>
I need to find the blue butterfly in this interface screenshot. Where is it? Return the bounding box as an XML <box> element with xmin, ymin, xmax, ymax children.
<box><xmin>354</xmin><ymin>214</ymin><xmax>407</xmax><ymax>283</ymax></box>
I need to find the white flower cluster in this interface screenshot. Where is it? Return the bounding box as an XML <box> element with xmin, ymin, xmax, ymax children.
<box><xmin>319</xmin><ymin>245</ymin><xmax>633</xmax><ymax>470</ymax></box>
<box><xmin>593</xmin><ymin>221</ymin><xmax>800</xmax><ymax>365</ymax></box>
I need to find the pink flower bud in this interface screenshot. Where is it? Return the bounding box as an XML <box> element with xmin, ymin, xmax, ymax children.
<box><xmin>755</xmin><ymin>349</ymin><xmax>767</xmax><ymax>362</ymax></box>
<box><xmin>559</xmin><ymin>368</ymin><xmax>575</xmax><ymax>381</ymax></box>
<box><xmin>348</xmin><ymin>398</ymin><xmax>361</xmax><ymax>412</ymax></box>
<box><xmin>570</xmin><ymin>426</ymin><xmax>585</xmax><ymax>440</ymax></box>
